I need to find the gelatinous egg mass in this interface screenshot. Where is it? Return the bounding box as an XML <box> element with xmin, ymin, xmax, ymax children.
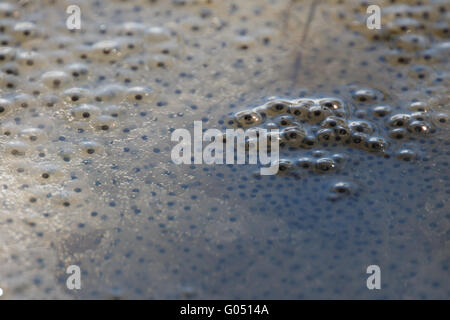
<box><xmin>0</xmin><ymin>0</ymin><xmax>448</xmax><ymax>299</ymax></box>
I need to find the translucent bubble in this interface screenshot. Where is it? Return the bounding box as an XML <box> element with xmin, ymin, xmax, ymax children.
<box><xmin>395</xmin><ymin>149</ymin><xmax>418</xmax><ymax>161</ymax></box>
<box><xmin>371</xmin><ymin>105</ymin><xmax>392</xmax><ymax>118</ymax></box>
<box><xmin>41</xmin><ymin>70</ymin><xmax>71</xmax><ymax>89</ymax></box>
<box><xmin>33</xmin><ymin>164</ymin><xmax>64</xmax><ymax>183</ymax></box>
<box><xmin>327</xmin><ymin>181</ymin><xmax>355</xmax><ymax>200</ymax></box>
<box><xmin>365</xmin><ymin>136</ymin><xmax>389</xmax><ymax>153</ymax></box>
<box><xmin>0</xmin><ymin>46</ymin><xmax>16</xmax><ymax>62</ymax></box>
<box><xmin>149</xmin><ymin>40</ymin><xmax>180</xmax><ymax>56</ymax></box>
<box><xmin>407</xmin><ymin>120</ymin><xmax>432</xmax><ymax>135</ymax></box>
<box><xmin>17</xmin><ymin>50</ymin><xmax>45</xmax><ymax>69</ymax></box>
<box><xmin>12</xmin><ymin>22</ymin><xmax>39</xmax><ymax>41</ymax></box>
<box><xmin>92</xmin><ymin>115</ymin><xmax>118</xmax><ymax>131</ymax></box>
<box><xmin>281</xmin><ymin>126</ymin><xmax>306</xmax><ymax>147</ymax></box>
<box><xmin>388</xmin><ymin>114</ymin><xmax>411</xmax><ymax>128</ymax></box>
<box><xmin>316</xmin><ymin>128</ymin><xmax>335</xmax><ymax>143</ymax></box>
<box><xmin>66</xmin><ymin>63</ymin><xmax>89</xmax><ymax>80</ymax></box>
<box><xmin>388</xmin><ymin>128</ymin><xmax>409</xmax><ymax>140</ymax></box>
<box><xmin>63</xmin><ymin>87</ymin><xmax>93</xmax><ymax>104</ymax></box>
<box><xmin>0</xmin><ymin>3</ymin><xmax>18</xmax><ymax>19</ymax></box>
<box><xmin>12</xmin><ymin>93</ymin><xmax>34</xmax><ymax>110</ymax></box>
<box><xmin>319</xmin><ymin>98</ymin><xmax>345</xmax><ymax>111</ymax></box>
<box><xmin>314</xmin><ymin>158</ymin><xmax>337</xmax><ymax>173</ymax></box>
<box><xmin>116</xmin><ymin>22</ymin><xmax>147</xmax><ymax>37</ymax></box>
<box><xmin>276</xmin><ymin>159</ymin><xmax>293</xmax><ymax>175</ymax></box>
<box><xmin>320</xmin><ymin>116</ymin><xmax>347</xmax><ymax>129</ymax></box>
<box><xmin>102</xmin><ymin>105</ymin><xmax>125</xmax><ymax>119</ymax></box>
<box><xmin>234</xmin><ymin>110</ymin><xmax>264</xmax><ymax>127</ymax></box>
<box><xmin>333</xmin><ymin>126</ymin><xmax>350</xmax><ymax>142</ymax></box>
<box><xmin>147</xmin><ymin>54</ymin><xmax>176</xmax><ymax>69</ymax></box>
<box><xmin>275</xmin><ymin>115</ymin><xmax>297</xmax><ymax>127</ymax></box>
<box><xmin>350</xmin><ymin>132</ymin><xmax>369</xmax><ymax>147</ymax></box>
<box><xmin>408</xmin><ymin>65</ymin><xmax>434</xmax><ymax>80</ymax></box>
<box><xmin>90</xmin><ymin>40</ymin><xmax>122</xmax><ymax>62</ymax></box>
<box><xmin>5</xmin><ymin>140</ymin><xmax>29</xmax><ymax>157</ymax></box>
<box><xmin>296</xmin><ymin>157</ymin><xmax>314</xmax><ymax>169</ymax></box>
<box><xmin>125</xmin><ymin>86</ymin><xmax>154</xmax><ymax>103</ymax></box>
<box><xmin>300</xmin><ymin>135</ymin><xmax>318</xmax><ymax>149</ymax></box>
<box><xmin>410</xmin><ymin>111</ymin><xmax>430</xmax><ymax>122</ymax></box>
<box><xmin>95</xmin><ymin>84</ymin><xmax>127</xmax><ymax>102</ymax></box>
<box><xmin>145</xmin><ymin>26</ymin><xmax>173</xmax><ymax>43</ymax></box>
<box><xmin>384</xmin><ymin>50</ymin><xmax>413</xmax><ymax>66</ymax></box>
<box><xmin>394</xmin><ymin>33</ymin><xmax>429</xmax><ymax>51</ymax></box>
<box><xmin>1</xmin><ymin>121</ymin><xmax>19</xmax><ymax>137</ymax></box>
<box><xmin>408</xmin><ymin>101</ymin><xmax>430</xmax><ymax>113</ymax></box>
<box><xmin>348</xmin><ymin>120</ymin><xmax>374</xmax><ymax>135</ymax></box>
<box><xmin>18</xmin><ymin>128</ymin><xmax>47</xmax><ymax>144</ymax></box>
<box><xmin>431</xmin><ymin>112</ymin><xmax>449</xmax><ymax>128</ymax></box>
<box><xmin>351</xmin><ymin>88</ymin><xmax>384</xmax><ymax>103</ymax></box>
<box><xmin>263</xmin><ymin>100</ymin><xmax>291</xmax><ymax>116</ymax></box>
<box><xmin>386</xmin><ymin>18</ymin><xmax>420</xmax><ymax>34</ymax></box>
<box><xmin>307</xmin><ymin>105</ymin><xmax>332</xmax><ymax>124</ymax></box>
<box><xmin>0</xmin><ymin>97</ymin><xmax>13</xmax><ymax>116</ymax></box>
<box><xmin>80</xmin><ymin>140</ymin><xmax>103</xmax><ymax>156</ymax></box>
<box><xmin>70</xmin><ymin>104</ymin><xmax>101</xmax><ymax>120</ymax></box>
<box><xmin>231</xmin><ymin>35</ymin><xmax>256</xmax><ymax>50</ymax></box>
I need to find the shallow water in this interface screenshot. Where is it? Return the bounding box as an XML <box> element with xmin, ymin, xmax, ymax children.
<box><xmin>0</xmin><ymin>0</ymin><xmax>448</xmax><ymax>299</ymax></box>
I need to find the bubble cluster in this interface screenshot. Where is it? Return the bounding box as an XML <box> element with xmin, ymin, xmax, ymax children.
<box><xmin>334</xmin><ymin>0</ymin><xmax>449</xmax><ymax>91</ymax></box>
<box><xmin>226</xmin><ymin>90</ymin><xmax>445</xmax><ymax>178</ymax></box>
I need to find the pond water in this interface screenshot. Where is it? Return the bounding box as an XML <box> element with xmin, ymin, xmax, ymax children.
<box><xmin>0</xmin><ymin>0</ymin><xmax>448</xmax><ymax>299</ymax></box>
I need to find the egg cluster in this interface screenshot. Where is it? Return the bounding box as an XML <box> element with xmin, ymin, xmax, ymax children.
<box><xmin>334</xmin><ymin>0</ymin><xmax>449</xmax><ymax>82</ymax></box>
<box><xmin>0</xmin><ymin>0</ymin><xmax>185</xmax><ymax>212</ymax></box>
<box><xmin>225</xmin><ymin>88</ymin><xmax>447</xmax><ymax>177</ymax></box>
<box><xmin>0</xmin><ymin>0</ymin><xmax>448</xmax><ymax>300</ymax></box>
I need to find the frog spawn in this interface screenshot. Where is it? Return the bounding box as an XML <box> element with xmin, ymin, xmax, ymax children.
<box><xmin>332</xmin><ymin>0</ymin><xmax>450</xmax><ymax>90</ymax></box>
<box><xmin>0</xmin><ymin>4</ymin><xmax>171</xmax><ymax>228</ymax></box>
<box><xmin>0</xmin><ymin>0</ymin><xmax>448</xmax><ymax>300</ymax></box>
<box><xmin>225</xmin><ymin>87</ymin><xmax>448</xmax><ymax>189</ymax></box>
